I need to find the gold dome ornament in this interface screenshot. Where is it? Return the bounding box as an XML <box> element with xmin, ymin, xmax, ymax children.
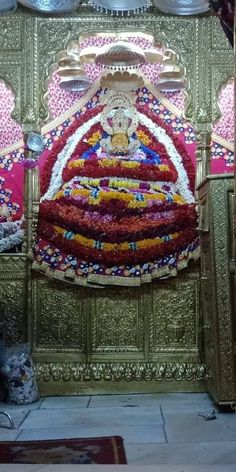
<box><xmin>57</xmin><ymin>52</ymin><xmax>80</xmax><ymax>69</ymax></box>
<box><xmin>59</xmin><ymin>75</ymin><xmax>92</xmax><ymax>92</ymax></box>
<box><xmin>156</xmin><ymin>77</ymin><xmax>187</xmax><ymax>92</ymax></box>
<box><xmin>79</xmin><ymin>47</ymin><xmax>99</xmax><ymax>65</ymax></box>
<box><xmin>100</xmin><ymin>69</ymin><xmax>144</xmax><ymax>92</ymax></box>
<box><xmin>159</xmin><ymin>63</ymin><xmax>183</xmax><ymax>80</ymax></box>
<box><xmin>89</xmin><ymin>0</ymin><xmax>151</xmax><ymax>15</ymax></box>
<box><xmin>66</xmin><ymin>40</ymin><xmax>81</xmax><ymax>61</ymax></box>
<box><xmin>144</xmin><ymin>47</ymin><xmax>164</xmax><ymax>64</ymax></box>
<box><xmin>96</xmin><ymin>41</ymin><xmax>146</xmax><ymax>68</ymax></box>
<box><xmin>57</xmin><ymin>64</ymin><xmax>86</xmax><ymax>77</ymax></box>
<box><xmin>57</xmin><ymin>65</ymin><xmax>92</xmax><ymax>92</ymax></box>
<box><xmin>156</xmin><ymin>48</ymin><xmax>187</xmax><ymax>92</ymax></box>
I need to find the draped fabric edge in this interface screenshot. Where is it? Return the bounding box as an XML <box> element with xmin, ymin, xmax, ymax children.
<box><xmin>30</xmin><ymin>244</ymin><xmax>200</xmax><ymax>287</ymax></box>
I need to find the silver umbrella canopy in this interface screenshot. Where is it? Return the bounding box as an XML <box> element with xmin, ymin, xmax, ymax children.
<box><xmin>17</xmin><ymin>0</ymin><xmax>80</xmax><ymax>13</ymax></box>
<box><xmin>153</xmin><ymin>0</ymin><xmax>210</xmax><ymax>15</ymax></box>
<box><xmin>89</xmin><ymin>0</ymin><xmax>151</xmax><ymax>14</ymax></box>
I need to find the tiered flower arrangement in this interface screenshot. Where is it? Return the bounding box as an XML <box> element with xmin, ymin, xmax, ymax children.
<box><xmin>35</xmin><ymin>103</ymin><xmax>198</xmax><ymax>286</ymax></box>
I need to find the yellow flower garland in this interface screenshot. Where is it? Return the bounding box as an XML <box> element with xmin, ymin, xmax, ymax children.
<box><xmin>54</xmin><ymin>188</ymin><xmax>185</xmax><ymax>207</ymax></box>
<box><xmin>54</xmin><ymin>225</ymin><xmax>180</xmax><ymax>252</ymax></box>
<box><xmin>136</xmin><ymin>130</ymin><xmax>151</xmax><ymax>146</ymax></box>
<box><xmin>87</xmin><ymin>131</ymin><xmax>102</xmax><ymax>146</ymax></box>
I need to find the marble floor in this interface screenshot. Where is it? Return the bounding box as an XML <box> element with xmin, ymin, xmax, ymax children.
<box><xmin>0</xmin><ymin>393</ymin><xmax>236</xmax><ymax>471</ymax></box>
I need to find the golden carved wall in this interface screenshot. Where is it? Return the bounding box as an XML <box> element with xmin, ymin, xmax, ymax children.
<box><xmin>0</xmin><ymin>6</ymin><xmax>234</xmax><ymax>395</ymax></box>
<box><xmin>198</xmin><ymin>175</ymin><xmax>236</xmax><ymax>404</ymax></box>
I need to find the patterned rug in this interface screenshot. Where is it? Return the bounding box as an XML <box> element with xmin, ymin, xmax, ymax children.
<box><xmin>0</xmin><ymin>436</ymin><xmax>127</xmax><ymax>464</ymax></box>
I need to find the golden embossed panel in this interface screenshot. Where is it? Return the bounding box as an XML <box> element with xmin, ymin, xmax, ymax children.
<box><xmin>198</xmin><ymin>175</ymin><xmax>235</xmax><ymax>403</ymax></box>
<box><xmin>32</xmin><ymin>279</ymin><xmax>86</xmax><ymax>353</ymax></box>
<box><xmin>0</xmin><ymin>255</ymin><xmax>27</xmax><ymax>273</ymax></box>
<box><xmin>0</xmin><ymin>18</ymin><xmax>21</xmax><ymax>50</ymax></box>
<box><xmin>90</xmin><ymin>287</ymin><xmax>145</xmax><ymax>353</ymax></box>
<box><xmin>0</xmin><ymin>280</ymin><xmax>26</xmax><ymax>345</ymax></box>
<box><xmin>150</xmin><ymin>278</ymin><xmax>200</xmax><ymax>354</ymax></box>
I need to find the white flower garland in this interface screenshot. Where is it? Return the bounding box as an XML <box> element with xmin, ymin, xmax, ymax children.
<box><xmin>0</xmin><ymin>220</ymin><xmax>24</xmax><ymax>253</ymax></box>
<box><xmin>41</xmin><ymin>113</ymin><xmax>102</xmax><ymax>201</ymax></box>
<box><xmin>137</xmin><ymin>112</ymin><xmax>195</xmax><ymax>204</ymax></box>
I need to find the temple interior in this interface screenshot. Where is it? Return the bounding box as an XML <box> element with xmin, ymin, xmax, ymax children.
<box><xmin>0</xmin><ymin>0</ymin><xmax>235</xmax><ymax>468</ymax></box>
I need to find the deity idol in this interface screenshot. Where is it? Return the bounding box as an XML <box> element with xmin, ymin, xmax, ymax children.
<box><xmin>35</xmin><ymin>92</ymin><xmax>199</xmax><ymax>286</ymax></box>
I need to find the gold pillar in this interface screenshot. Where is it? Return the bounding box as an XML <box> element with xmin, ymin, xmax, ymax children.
<box><xmin>195</xmin><ymin>124</ymin><xmax>212</xmax><ymax>188</ymax></box>
<box><xmin>22</xmin><ymin>124</ymin><xmax>41</xmax><ymax>256</ymax></box>
<box><xmin>22</xmin><ymin>124</ymin><xmax>41</xmax><ymax>344</ymax></box>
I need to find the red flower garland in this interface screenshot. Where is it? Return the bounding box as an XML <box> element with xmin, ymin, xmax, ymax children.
<box><xmin>38</xmin><ymin>219</ymin><xmax>198</xmax><ymax>266</ymax></box>
<box><xmin>40</xmin><ymin>200</ymin><xmax>197</xmax><ymax>243</ymax></box>
<box><xmin>40</xmin><ymin>105</ymin><xmax>104</xmax><ymax>195</ymax></box>
<box><xmin>62</xmin><ymin>158</ymin><xmax>177</xmax><ymax>184</ymax></box>
<box><xmin>54</xmin><ymin>195</ymin><xmax>187</xmax><ymax>217</ymax></box>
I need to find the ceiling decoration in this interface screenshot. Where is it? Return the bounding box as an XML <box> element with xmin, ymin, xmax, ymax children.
<box><xmin>54</xmin><ymin>34</ymin><xmax>187</xmax><ymax>93</ymax></box>
<box><xmin>17</xmin><ymin>0</ymin><xmax>80</xmax><ymax>13</ymax></box>
<box><xmin>89</xmin><ymin>0</ymin><xmax>151</xmax><ymax>14</ymax></box>
<box><xmin>0</xmin><ymin>0</ymin><xmax>17</xmax><ymax>11</ymax></box>
<box><xmin>153</xmin><ymin>0</ymin><xmax>210</xmax><ymax>15</ymax></box>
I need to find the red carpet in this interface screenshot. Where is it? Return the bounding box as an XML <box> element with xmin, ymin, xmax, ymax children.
<box><xmin>0</xmin><ymin>436</ymin><xmax>127</xmax><ymax>464</ymax></box>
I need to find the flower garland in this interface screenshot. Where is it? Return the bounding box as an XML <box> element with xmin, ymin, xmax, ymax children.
<box><xmin>137</xmin><ymin>110</ymin><xmax>194</xmax><ymax>204</ymax></box>
<box><xmin>37</xmin><ymin>99</ymin><xmax>198</xmax><ymax>279</ymax></box>
<box><xmin>63</xmin><ymin>157</ymin><xmax>176</xmax><ymax>184</ymax></box>
<box><xmin>137</xmin><ymin>105</ymin><xmax>195</xmax><ymax>192</ymax></box>
<box><xmin>40</xmin><ymin>106</ymin><xmax>103</xmax><ymax>197</ymax></box>
<box><xmin>40</xmin><ymin>200</ymin><xmax>197</xmax><ymax>243</ymax></box>
<box><xmin>41</xmin><ymin>104</ymin><xmax>195</xmax><ymax>201</ymax></box>
<box><xmin>54</xmin><ymin>187</ymin><xmax>185</xmax><ymax>209</ymax></box>
<box><xmin>54</xmin><ymin>195</ymin><xmax>186</xmax><ymax>217</ymax></box>
<box><xmin>0</xmin><ymin>220</ymin><xmax>24</xmax><ymax>252</ymax></box>
<box><xmin>38</xmin><ymin>219</ymin><xmax>197</xmax><ymax>266</ymax></box>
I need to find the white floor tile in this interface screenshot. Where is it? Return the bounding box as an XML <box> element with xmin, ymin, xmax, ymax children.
<box><xmin>40</xmin><ymin>396</ymin><xmax>90</xmax><ymax>409</ymax></box>
<box><xmin>0</xmin><ymin>399</ymin><xmax>43</xmax><ymax>411</ymax></box>
<box><xmin>125</xmin><ymin>440</ymin><xmax>236</xmax><ymax>464</ymax></box>
<box><xmin>0</xmin><ymin>428</ymin><xmax>21</xmax><ymax>441</ymax></box>
<box><xmin>0</xmin><ymin>410</ymin><xmax>29</xmax><ymax>429</ymax></box>
<box><xmin>89</xmin><ymin>394</ymin><xmax>163</xmax><ymax>408</ymax></box>
<box><xmin>164</xmin><ymin>412</ymin><xmax>236</xmax><ymax>443</ymax></box>
<box><xmin>159</xmin><ymin>393</ymin><xmax>215</xmax><ymax>414</ymax></box>
<box><xmin>89</xmin><ymin>393</ymin><xmax>215</xmax><ymax>413</ymax></box>
<box><xmin>19</xmin><ymin>406</ymin><xmax>163</xmax><ymax>430</ymax></box>
<box><xmin>17</xmin><ymin>423</ymin><xmax>165</xmax><ymax>444</ymax></box>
